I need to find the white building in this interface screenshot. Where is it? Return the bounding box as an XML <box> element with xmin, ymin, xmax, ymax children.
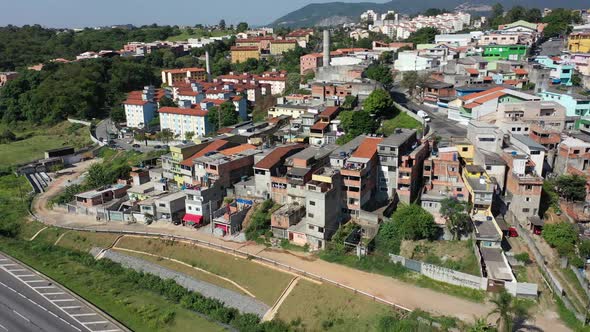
<box><xmin>123</xmin><ymin>86</ymin><xmax>157</xmax><ymax>129</ymax></box>
<box><xmin>158</xmin><ymin>101</ymin><xmax>211</xmax><ymax>138</ymax></box>
<box><xmin>360</xmin><ymin>10</ymin><xmax>378</xmax><ymax>22</ymax></box>
<box><xmin>394</xmin><ymin>51</ymin><xmax>440</xmax><ymax>71</ymax></box>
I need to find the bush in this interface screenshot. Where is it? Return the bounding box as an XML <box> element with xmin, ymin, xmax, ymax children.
<box><xmin>542</xmin><ymin>222</ymin><xmax>578</xmax><ymax>256</ymax></box>
<box><xmin>245</xmin><ymin>200</ymin><xmax>275</xmax><ymax>241</ymax></box>
<box><xmin>514</xmin><ymin>252</ymin><xmax>531</xmax><ymax>264</ymax></box>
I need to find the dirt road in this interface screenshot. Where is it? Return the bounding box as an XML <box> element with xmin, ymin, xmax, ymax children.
<box><xmin>31</xmin><ymin>161</ymin><xmax>571</xmax><ymax>331</ymax></box>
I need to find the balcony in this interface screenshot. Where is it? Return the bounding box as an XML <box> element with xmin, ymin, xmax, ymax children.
<box><xmin>346</xmin><ymin>190</ymin><xmax>361</xmax><ymax>198</ymax></box>
<box><xmin>344</xmin><ymin>178</ymin><xmax>361</xmax><ymax>188</ymax></box>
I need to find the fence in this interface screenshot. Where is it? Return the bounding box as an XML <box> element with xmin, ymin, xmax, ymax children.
<box><xmin>392</xmin><ymin>101</ymin><xmax>430</xmax><ymax>136</ymax></box>
<box><xmin>29</xmin><ymin>210</ymin><xmax>412</xmax><ymax>314</ymax></box>
<box><xmin>67</xmin><ymin>118</ymin><xmax>92</xmax><ymax>126</ymax></box>
<box><xmin>516</xmin><ymin>223</ymin><xmax>586</xmax><ymax>322</ymax></box>
<box><xmin>390</xmin><ymin>254</ymin><xmax>488</xmax><ymax>291</ymax></box>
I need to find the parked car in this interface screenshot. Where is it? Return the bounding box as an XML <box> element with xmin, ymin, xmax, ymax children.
<box><xmin>508</xmin><ymin>227</ymin><xmax>519</xmax><ymax>237</ymax></box>
<box><xmin>154</xmin><ymin>145</ymin><xmax>162</xmax><ymax>149</ymax></box>
<box><xmin>132</xmin><ymin>144</ymin><xmax>141</xmax><ymax>148</ymax></box>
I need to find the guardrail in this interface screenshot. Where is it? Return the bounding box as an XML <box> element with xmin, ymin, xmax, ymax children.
<box><xmin>28</xmin><ymin>210</ymin><xmax>412</xmax><ymax>313</ymax></box>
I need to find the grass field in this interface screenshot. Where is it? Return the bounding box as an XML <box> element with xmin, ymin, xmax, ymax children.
<box><xmin>56</xmin><ymin>231</ymin><xmax>120</xmax><ymax>252</ymax></box>
<box><xmin>379</xmin><ymin>112</ymin><xmax>423</xmax><ymax>136</ymax></box>
<box><xmin>276</xmin><ymin>280</ymin><xmax>392</xmax><ymax>331</ymax></box>
<box><xmin>167</xmin><ymin>29</ymin><xmax>234</xmax><ymax>42</ymax></box>
<box><xmin>400</xmin><ymin>239</ymin><xmax>481</xmax><ymax>276</ymax></box>
<box><xmin>0</xmin><ymin>122</ymin><xmax>93</xmax><ymax>167</ymax></box>
<box><xmin>113</xmin><ymin>249</ymin><xmax>247</xmax><ymax>295</ymax></box>
<box><xmin>115</xmin><ymin>236</ymin><xmax>292</xmax><ymax>306</ymax></box>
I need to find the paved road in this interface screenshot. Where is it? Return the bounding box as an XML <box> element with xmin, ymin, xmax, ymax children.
<box><xmin>95</xmin><ymin>119</ymin><xmax>161</xmax><ymax>153</ymax></box>
<box><xmin>0</xmin><ymin>252</ymin><xmax>126</xmax><ymax>332</ymax></box>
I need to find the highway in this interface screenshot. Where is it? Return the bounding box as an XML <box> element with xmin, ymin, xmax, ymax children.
<box><xmin>0</xmin><ymin>253</ymin><xmax>125</xmax><ymax>332</ymax></box>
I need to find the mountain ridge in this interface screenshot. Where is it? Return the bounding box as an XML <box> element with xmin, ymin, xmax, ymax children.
<box><xmin>271</xmin><ymin>0</ymin><xmax>590</xmax><ymax>28</ymax></box>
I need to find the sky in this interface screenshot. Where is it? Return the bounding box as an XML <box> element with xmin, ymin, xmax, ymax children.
<box><xmin>2</xmin><ymin>0</ymin><xmax>388</xmax><ymax>28</ymax></box>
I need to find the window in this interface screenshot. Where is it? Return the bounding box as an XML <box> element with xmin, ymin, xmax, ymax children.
<box><xmin>456</xmin><ymin>188</ymin><xmax>462</xmax><ymax>192</ymax></box>
<box><xmin>525</xmin><ymin>197</ymin><xmax>530</xmax><ymax>202</ymax></box>
<box><xmin>309</xmin><ymin>201</ymin><xmax>315</xmax><ymax>206</ymax></box>
<box><xmin>522</xmin><ymin>208</ymin><xmax>530</xmax><ymax>213</ymax></box>
<box><xmin>318</xmin><ymin>227</ymin><xmax>324</xmax><ymax>233</ymax></box>
<box><xmin>525</xmin><ymin>185</ymin><xmax>533</xmax><ymax>190</ymax></box>
<box><xmin>308</xmin><ymin>224</ymin><xmax>314</xmax><ymax>230</ymax></box>
<box><xmin>530</xmin><ymin>151</ymin><xmax>541</xmax><ymax>155</ymax></box>
<box><xmin>308</xmin><ymin>213</ymin><xmax>314</xmax><ymax>218</ymax></box>
<box><xmin>486</xmin><ymin>166</ymin><xmax>492</xmax><ymax>171</ymax></box>
<box><xmin>479</xmin><ymin>137</ymin><xmax>495</xmax><ymax>142</ymax></box>
<box><xmin>462</xmin><ymin>147</ymin><xmax>469</xmax><ymax>152</ymax></box>
<box><xmin>159</xmin><ymin>203</ymin><xmax>166</xmax><ymax>208</ymax></box>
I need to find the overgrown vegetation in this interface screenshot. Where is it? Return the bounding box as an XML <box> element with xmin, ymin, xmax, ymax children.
<box><xmin>245</xmin><ymin>200</ymin><xmax>276</xmax><ymax>242</ymax></box>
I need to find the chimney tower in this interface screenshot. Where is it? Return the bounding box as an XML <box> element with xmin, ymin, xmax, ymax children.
<box><xmin>205</xmin><ymin>51</ymin><xmax>211</xmax><ymax>82</ymax></box>
<box><xmin>323</xmin><ymin>30</ymin><xmax>331</xmax><ymax>67</ymax></box>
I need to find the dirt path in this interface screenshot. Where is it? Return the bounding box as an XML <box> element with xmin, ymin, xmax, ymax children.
<box><xmin>31</xmin><ymin>160</ymin><xmax>571</xmax><ymax>331</ymax></box>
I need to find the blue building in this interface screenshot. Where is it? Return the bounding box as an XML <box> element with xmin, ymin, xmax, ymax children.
<box><xmin>534</xmin><ymin>56</ymin><xmax>574</xmax><ymax>86</ymax></box>
<box><xmin>537</xmin><ymin>89</ymin><xmax>590</xmax><ymax>117</ymax></box>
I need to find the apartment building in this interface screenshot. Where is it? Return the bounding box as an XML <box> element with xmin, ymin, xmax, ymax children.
<box><xmin>422</xmin><ymin>146</ymin><xmax>468</xmax><ymax>219</ymax></box>
<box><xmin>538</xmin><ymin>89</ymin><xmax>590</xmax><ymax>117</ymax></box>
<box><xmin>394</xmin><ymin>51</ymin><xmax>441</xmax><ymax>71</ymax></box>
<box><xmin>487</xmin><ymin>100</ymin><xmax>568</xmax><ymax>134</ymax></box>
<box><xmin>534</xmin><ymin>56</ymin><xmax>574</xmax><ymax>86</ymax></box>
<box><xmin>254</xmin><ymin>144</ymin><xmax>306</xmax><ymax>200</ymax></box>
<box><xmin>178</xmin><ymin>139</ymin><xmax>237</xmax><ymax>185</ymax></box>
<box><xmin>162</xmin><ymin>142</ymin><xmax>214</xmax><ymax>185</ymax></box>
<box><xmin>183</xmin><ymin>185</ymin><xmax>224</xmax><ymax>226</ymax></box>
<box><xmin>300</xmin><ymin>53</ymin><xmax>323</xmax><ymax>75</ymax></box>
<box><xmin>161</xmin><ymin>68</ymin><xmax>207</xmax><ymax>86</ymax></box>
<box><xmin>309</xmin><ymin>106</ymin><xmax>341</xmax><ymax>146</ymax></box>
<box><xmin>269</xmin><ymin>40</ymin><xmax>297</xmax><ymax>55</ymax></box>
<box><xmin>462</xmin><ymin>164</ymin><xmax>495</xmax><ymax>216</ymax></box>
<box><xmin>192</xmin><ymin>149</ymin><xmax>259</xmax><ymax>190</ymax></box>
<box><xmin>481</xmin><ymin>45</ymin><xmax>528</xmax><ymax>61</ymax></box>
<box><xmin>230</xmin><ymin>46</ymin><xmax>260</xmax><ymax>64</ymax></box>
<box><xmin>123</xmin><ymin>86</ymin><xmax>158</xmax><ymax>129</ymax></box>
<box><xmin>158</xmin><ymin>103</ymin><xmax>211</xmax><ymax>139</ymax></box>
<box><xmin>286</xmin><ymin>29</ymin><xmax>314</xmax><ymax>48</ymax></box>
<box><xmin>568</xmin><ymin>32</ymin><xmax>590</xmax><ymax>53</ymax></box>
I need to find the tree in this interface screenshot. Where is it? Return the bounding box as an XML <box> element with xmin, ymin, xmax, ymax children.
<box><xmin>525</xmin><ymin>8</ymin><xmax>542</xmax><ymax>23</ymax></box>
<box><xmin>379</xmin><ymin>51</ymin><xmax>394</xmax><ymax>64</ymax></box>
<box><xmin>542</xmin><ymin>222</ymin><xmax>578</xmax><ymax>256</ymax></box>
<box><xmin>110</xmin><ymin>105</ymin><xmax>126</xmax><ymax>123</ymax></box>
<box><xmin>491</xmin><ymin>3</ymin><xmax>504</xmax><ymax>20</ymax></box>
<box><xmin>218</xmin><ymin>19</ymin><xmax>226</xmax><ymax>30</ymax></box>
<box><xmin>467</xmin><ymin>318</ymin><xmax>494</xmax><ymax>332</ymax></box>
<box><xmin>236</xmin><ymin>22</ymin><xmax>249</xmax><ymax>33</ymax></box>
<box><xmin>422</xmin><ymin>8</ymin><xmax>449</xmax><ymax>17</ymax></box>
<box><xmin>86</xmin><ymin>163</ymin><xmax>111</xmax><ymax>188</ymax></box>
<box><xmin>284</xmin><ymin>73</ymin><xmax>301</xmax><ymax>95</ymax></box>
<box><xmin>363</xmin><ymin>89</ymin><xmax>394</xmax><ymax>117</ymax></box>
<box><xmin>365</xmin><ymin>64</ymin><xmax>394</xmax><ymax>88</ymax></box>
<box><xmin>542</xmin><ymin>9</ymin><xmax>582</xmax><ymax>38</ymax></box>
<box><xmin>184</xmin><ymin>131</ymin><xmax>195</xmax><ymax>141</ymax></box>
<box><xmin>159</xmin><ymin>96</ymin><xmax>177</xmax><ymax>107</ymax></box>
<box><xmin>391</xmin><ymin>204</ymin><xmax>438</xmax><ymax>241</ymax></box>
<box><xmin>488</xmin><ymin>290</ymin><xmax>529</xmax><ymax>332</ymax></box>
<box><xmin>157</xmin><ymin>128</ymin><xmax>174</xmax><ymax>144</ymax></box>
<box><xmin>375</xmin><ymin>219</ymin><xmax>401</xmax><ymax>254</ymax></box>
<box><xmin>579</xmin><ymin>239</ymin><xmax>590</xmax><ymax>258</ymax></box>
<box><xmin>440</xmin><ymin>198</ymin><xmax>471</xmax><ymax>240</ymax></box>
<box><xmin>554</xmin><ymin>174</ymin><xmax>586</xmax><ymax>202</ymax></box>
<box><xmin>406</xmin><ymin>27</ymin><xmax>439</xmax><ymax>44</ymax></box>
<box><xmin>341</xmin><ymin>95</ymin><xmax>357</xmax><ymax>110</ymax></box>
<box><xmin>571</xmin><ymin>74</ymin><xmax>582</xmax><ymax>87</ymax></box>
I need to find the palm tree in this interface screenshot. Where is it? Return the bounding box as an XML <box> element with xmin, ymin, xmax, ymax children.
<box><xmin>468</xmin><ymin>317</ymin><xmax>495</xmax><ymax>332</ymax></box>
<box><xmin>488</xmin><ymin>290</ymin><xmax>529</xmax><ymax>332</ymax></box>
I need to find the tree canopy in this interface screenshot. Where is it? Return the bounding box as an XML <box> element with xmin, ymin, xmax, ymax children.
<box><xmin>363</xmin><ymin>89</ymin><xmax>394</xmax><ymax>117</ymax></box>
<box><xmin>542</xmin><ymin>222</ymin><xmax>578</xmax><ymax>256</ymax></box>
<box><xmin>554</xmin><ymin>174</ymin><xmax>587</xmax><ymax>202</ymax></box>
<box><xmin>391</xmin><ymin>204</ymin><xmax>438</xmax><ymax>241</ymax></box>
<box><xmin>365</xmin><ymin>64</ymin><xmax>394</xmax><ymax>89</ymax></box>
<box><xmin>406</xmin><ymin>27</ymin><xmax>439</xmax><ymax>45</ymax></box>
<box><xmin>440</xmin><ymin>198</ymin><xmax>471</xmax><ymax>240</ymax></box>
<box><xmin>336</xmin><ymin>110</ymin><xmax>378</xmax><ymax>145</ymax></box>
<box><xmin>208</xmin><ymin>102</ymin><xmax>239</xmax><ymax>131</ymax></box>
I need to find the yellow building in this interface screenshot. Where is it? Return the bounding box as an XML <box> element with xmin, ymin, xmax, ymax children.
<box><xmin>568</xmin><ymin>32</ymin><xmax>590</xmax><ymax>53</ymax></box>
<box><xmin>462</xmin><ymin>164</ymin><xmax>495</xmax><ymax>216</ymax></box>
<box><xmin>161</xmin><ymin>68</ymin><xmax>207</xmax><ymax>86</ymax></box>
<box><xmin>269</xmin><ymin>40</ymin><xmax>297</xmax><ymax>55</ymax></box>
<box><xmin>162</xmin><ymin>143</ymin><xmax>204</xmax><ymax>185</ymax></box>
<box><xmin>231</xmin><ymin>46</ymin><xmax>260</xmax><ymax>64</ymax></box>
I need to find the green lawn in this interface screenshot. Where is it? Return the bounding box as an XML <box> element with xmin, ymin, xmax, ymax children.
<box><xmin>0</xmin><ymin>122</ymin><xmax>93</xmax><ymax>167</ymax></box>
<box><xmin>167</xmin><ymin>29</ymin><xmax>234</xmax><ymax>42</ymax></box>
<box><xmin>276</xmin><ymin>280</ymin><xmax>392</xmax><ymax>331</ymax></box>
<box><xmin>115</xmin><ymin>236</ymin><xmax>293</xmax><ymax>306</ymax></box>
<box><xmin>379</xmin><ymin>112</ymin><xmax>423</xmax><ymax>136</ymax></box>
<box><xmin>56</xmin><ymin>231</ymin><xmax>120</xmax><ymax>252</ymax></box>
<box><xmin>0</xmin><ymin>174</ymin><xmax>31</xmax><ymax>237</ymax></box>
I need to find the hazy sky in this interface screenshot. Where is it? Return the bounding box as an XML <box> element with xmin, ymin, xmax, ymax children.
<box><xmin>2</xmin><ymin>0</ymin><xmax>388</xmax><ymax>28</ymax></box>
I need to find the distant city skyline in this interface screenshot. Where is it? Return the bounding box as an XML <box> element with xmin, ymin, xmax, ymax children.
<box><xmin>2</xmin><ymin>0</ymin><xmax>389</xmax><ymax>28</ymax></box>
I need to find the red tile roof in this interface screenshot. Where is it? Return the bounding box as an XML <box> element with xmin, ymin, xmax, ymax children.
<box><xmin>466</xmin><ymin>68</ymin><xmax>479</xmax><ymax>75</ymax></box>
<box><xmin>220</xmin><ymin>144</ymin><xmax>257</xmax><ymax>156</ymax></box>
<box><xmin>254</xmin><ymin>144</ymin><xmax>305</xmax><ymax>169</ymax></box>
<box><xmin>180</xmin><ymin>140</ymin><xmax>231</xmax><ymax>167</ymax></box>
<box><xmin>351</xmin><ymin>137</ymin><xmax>383</xmax><ymax>159</ymax></box>
<box><xmin>123</xmin><ymin>99</ymin><xmax>150</xmax><ymax>106</ymax></box>
<box><xmin>158</xmin><ymin>106</ymin><xmax>208</xmax><ymax>116</ymax></box>
<box><xmin>513</xmin><ymin>68</ymin><xmax>528</xmax><ymax>75</ymax></box>
<box><xmin>320</xmin><ymin>106</ymin><xmax>341</xmax><ymax>119</ymax></box>
<box><xmin>311</xmin><ymin>121</ymin><xmax>330</xmax><ymax>131</ymax></box>
<box><xmin>461</xmin><ymin>86</ymin><xmax>504</xmax><ymax>101</ymax></box>
<box><xmin>271</xmin><ymin>40</ymin><xmax>297</xmax><ymax>44</ymax></box>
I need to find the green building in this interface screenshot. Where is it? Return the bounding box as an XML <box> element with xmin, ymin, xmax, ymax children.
<box><xmin>482</xmin><ymin>45</ymin><xmax>528</xmax><ymax>61</ymax></box>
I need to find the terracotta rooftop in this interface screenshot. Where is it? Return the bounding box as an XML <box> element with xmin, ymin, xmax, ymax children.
<box><xmin>461</xmin><ymin>86</ymin><xmax>505</xmax><ymax>101</ymax></box>
<box><xmin>220</xmin><ymin>144</ymin><xmax>257</xmax><ymax>156</ymax></box>
<box><xmin>351</xmin><ymin>137</ymin><xmax>383</xmax><ymax>160</ymax></box>
<box><xmin>158</xmin><ymin>106</ymin><xmax>208</xmax><ymax>117</ymax></box>
<box><xmin>466</xmin><ymin>68</ymin><xmax>479</xmax><ymax>75</ymax></box>
<box><xmin>311</xmin><ymin>121</ymin><xmax>330</xmax><ymax>131</ymax></box>
<box><xmin>513</xmin><ymin>68</ymin><xmax>528</xmax><ymax>75</ymax></box>
<box><xmin>254</xmin><ymin>144</ymin><xmax>305</xmax><ymax>170</ymax></box>
<box><xmin>320</xmin><ymin>106</ymin><xmax>341</xmax><ymax>119</ymax></box>
<box><xmin>180</xmin><ymin>140</ymin><xmax>230</xmax><ymax>167</ymax></box>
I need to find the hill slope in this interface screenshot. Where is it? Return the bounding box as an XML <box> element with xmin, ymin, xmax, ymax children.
<box><xmin>271</xmin><ymin>0</ymin><xmax>590</xmax><ymax>28</ymax></box>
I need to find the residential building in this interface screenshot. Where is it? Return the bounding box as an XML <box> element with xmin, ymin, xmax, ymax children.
<box><xmin>286</xmin><ymin>29</ymin><xmax>314</xmax><ymax>48</ymax></box>
<box><xmin>269</xmin><ymin>40</ymin><xmax>297</xmax><ymax>55</ymax></box>
<box><xmin>309</xmin><ymin>106</ymin><xmax>342</xmax><ymax>146</ymax></box>
<box><xmin>486</xmin><ymin>100</ymin><xmax>569</xmax><ymax>134</ymax></box>
<box><xmin>371</xmin><ymin>41</ymin><xmax>413</xmax><ymax>52</ymax></box>
<box><xmin>162</xmin><ymin>142</ymin><xmax>213</xmax><ymax>185</ymax></box>
<box><xmin>161</xmin><ymin>67</ymin><xmax>207</xmax><ymax>86</ymax></box>
<box><xmin>534</xmin><ymin>56</ymin><xmax>574</xmax><ymax>86</ymax></box>
<box><xmin>481</xmin><ymin>45</ymin><xmax>528</xmax><ymax>61</ymax></box>
<box><xmin>139</xmin><ymin>191</ymin><xmax>186</xmax><ymax>222</ymax></box>
<box><xmin>269</xmin><ymin>102</ymin><xmax>319</xmax><ymax>119</ymax></box>
<box><xmin>538</xmin><ymin>89</ymin><xmax>590</xmax><ymax>117</ymax></box>
<box><xmin>300</xmin><ymin>53</ymin><xmax>323</xmax><ymax>75</ymax></box>
<box><xmin>422</xmin><ymin>146</ymin><xmax>468</xmax><ymax>223</ymax></box>
<box><xmin>478</xmin><ymin>33</ymin><xmax>521</xmax><ymax>46</ymax></box>
<box><xmin>376</xmin><ymin>129</ymin><xmax>425</xmax><ymax>204</ymax></box>
<box><xmin>158</xmin><ymin>103</ymin><xmax>211</xmax><ymax>139</ymax></box>
<box><xmin>435</xmin><ymin>33</ymin><xmax>474</xmax><ymax>47</ymax></box>
<box><xmin>178</xmin><ymin>139</ymin><xmax>237</xmax><ymax>185</ymax></box>
<box><xmin>254</xmin><ymin>71</ymin><xmax>288</xmax><ymax>95</ymax></box>
<box><xmin>211</xmin><ymin>201</ymin><xmax>251</xmax><ymax>236</ymax></box>
<box><xmin>462</xmin><ymin>164</ymin><xmax>495</xmax><ymax>216</ymax></box>
<box><xmin>183</xmin><ymin>185</ymin><xmax>224</xmax><ymax>226</ymax></box>
<box><xmin>568</xmin><ymin>32</ymin><xmax>590</xmax><ymax>53</ymax></box>
<box><xmin>192</xmin><ymin>149</ymin><xmax>260</xmax><ymax>190</ymax></box>
<box><xmin>394</xmin><ymin>51</ymin><xmax>441</xmax><ymax>71</ymax></box>
<box><xmin>123</xmin><ymin>86</ymin><xmax>158</xmax><ymax>129</ymax></box>
<box><xmin>421</xmin><ymin>81</ymin><xmax>455</xmax><ymax>106</ymax></box>
<box><xmin>271</xmin><ymin>204</ymin><xmax>306</xmax><ymax>238</ymax></box>
<box><xmin>75</xmin><ymin>184</ymin><xmax>128</xmax><ymax>208</ymax></box>
<box><xmin>254</xmin><ymin>144</ymin><xmax>306</xmax><ymax>199</ymax></box>
<box><xmin>231</xmin><ymin>46</ymin><xmax>260</xmax><ymax>64</ymax></box>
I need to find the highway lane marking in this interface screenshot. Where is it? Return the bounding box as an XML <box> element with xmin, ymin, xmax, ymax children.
<box><xmin>0</xmin><ymin>264</ymin><xmax>17</xmax><ymax>267</ymax></box>
<box><xmin>0</xmin><ymin>323</ymin><xmax>6</xmax><ymax>331</ymax></box>
<box><xmin>33</xmin><ymin>286</ymin><xmax>57</xmax><ymax>289</ymax></box>
<box><xmin>61</xmin><ymin>306</ymin><xmax>82</xmax><ymax>310</ymax></box>
<box><xmin>16</xmin><ymin>274</ymin><xmax>36</xmax><ymax>277</ymax></box>
<box><xmin>83</xmin><ymin>321</ymin><xmax>108</xmax><ymax>325</ymax></box>
<box><xmin>53</xmin><ymin>299</ymin><xmax>76</xmax><ymax>302</ymax></box>
<box><xmin>13</xmin><ymin>310</ymin><xmax>31</xmax><ymax>323</ymax></box>
<box><xmin>94</xmin><ymin>330</ymin><xmax>121</xmax><ymax>332</ymax></box>
<box><xmin>72</xmin><ymin>313</ymin><xmax>97</xmax><ymax>317</ymax></box>
<box><xmin>25</xmin><ymin>280</ymin><xmax>46</xmax><ymax>283</ymax></box>
<box><xmin>6</xmin><ymin>269</ymin><xmax>27</xmax><ymax>272</ymax></box>
<box><xmin>43</xmin><ymin>292</ymin><xmax>66</xmax><ymax>296</ymax></box>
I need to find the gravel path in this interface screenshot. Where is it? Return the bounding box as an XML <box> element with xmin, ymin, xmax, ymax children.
<box><xmin>97</xmin><ymin>248</ymin><xmax>269</xmax><ymax>317</ymax></box>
